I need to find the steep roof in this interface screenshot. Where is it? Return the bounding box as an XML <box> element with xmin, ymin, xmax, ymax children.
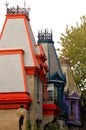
<box><xmin>0</xmin><ymin>7</ymin><xmax>38</xmax><ymax>67</ymax></box>
<box><xmin>59</xmin><ymin>57</ymin><xmax>81</xmax><ymax>96</ymax></box>
<box><xmin>37</xmin><ymin>29</ymin><xmax>64</xmax><ymax>79</ymax></box>
<box><xmin>0</xmin><ymin>6</ymin><xmax>40</xmax><ymax>95</ymax></box>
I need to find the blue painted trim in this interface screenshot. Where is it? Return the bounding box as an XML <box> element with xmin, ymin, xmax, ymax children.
<box><xmin>49</xmin><ymin>72</ymin><xmax>66</xmax><ymax>84</ymax></box>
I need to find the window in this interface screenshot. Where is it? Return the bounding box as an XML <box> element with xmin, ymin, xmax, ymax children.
<box><xmin>48</xmin><ymin>90</ymin><xmax>54</xmax><ymax>101</ymax></box>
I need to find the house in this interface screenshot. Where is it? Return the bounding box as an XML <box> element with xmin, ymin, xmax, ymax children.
<box><xmin>59</xmin><ymin>57</ymin><xmax>81</xmax><ymax>130</ymax></box>
<box><xmin>0</xmin><ymin>5</ymin><xmax>45</xmax><ymax>130</ymax></box>
<box><xmin>0</xmin><ymin>4</ymin><xmax>81</xmax><ymax>130</ymax></box>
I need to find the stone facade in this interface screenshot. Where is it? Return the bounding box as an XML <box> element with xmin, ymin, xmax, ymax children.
<box><xmin>0</xmin><ymin>109</ymin><xmax>27</xmax><ymax>130</ymax></box>
<box><xmin>29</xmin><ymin>75</ymin><xmax>43</xmax><ymax>129</ymax></box>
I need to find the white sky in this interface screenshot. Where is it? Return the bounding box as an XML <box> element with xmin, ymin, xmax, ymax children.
<box><xmin>0</xmin><ymin>0</ymin><xmax>86</xmax><ymax>48</ymax></box>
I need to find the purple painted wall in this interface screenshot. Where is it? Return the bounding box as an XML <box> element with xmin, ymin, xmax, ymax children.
<box><xmin>64</xmin><ymin>92</ymin><xmax>81</xmax><ymax>128</ymax></box>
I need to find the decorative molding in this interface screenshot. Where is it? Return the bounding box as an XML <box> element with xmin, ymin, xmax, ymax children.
<box><xmin>0</xmin><ymin>49</ymin><xmax>24</xmax><ymax>55</ymax></box>
<box><xmin>0</xmin><ymin>92</ymin><xmax>32</xmax><ymax>109</ymax></box>
<box><xmin>43</xmin><ymin>104</ymin><xmax>62</xmax><ymax>115</ymax></box>
<box><xmin>6</xmin><ymin>5</ymin><xmax>30</xmax><ymax>18</ymax></box>
<box><xmin>25</xmin><ymin>66</ymin><xmax>40</xmax><ymax>77</ymax></box>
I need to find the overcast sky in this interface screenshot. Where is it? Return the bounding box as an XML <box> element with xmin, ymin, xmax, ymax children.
<box><xmin>0</xmin><ymin>0</ymin><xmax>86</xmax><ymax>48</ymax></box>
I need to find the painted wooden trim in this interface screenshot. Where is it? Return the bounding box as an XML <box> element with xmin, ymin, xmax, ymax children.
<box><xmin>25</xmin><ymin>66</ymin><xmax>40</xmax><ymax>77</ymax></box>
<box><xmin>0</xmin><ymin>49</ymin><xmax>24</xmax><ymax>55</ymax></box>
<box><xmin>23</xmin><ymin>15</ymin><xmax>37</xmax><ymax>66</ymax></box>
<box><xmin>20</xmin><ymin>51</ymin><xmax>28</xmax><ymax>92</ymax></box>
<box><xmin>0</xmin><ymin>17</ymin><xmax>7</xmax><ymax>39</ymax></box>
<box><xmin>0</xmin><ymin>92</ymin><xmax>32</xmax><ymax>109</ymax></box>
<box><xmin>43</xmin><ymin>104</ymin><xmax>62</xmax><ymax>115</ymax></box>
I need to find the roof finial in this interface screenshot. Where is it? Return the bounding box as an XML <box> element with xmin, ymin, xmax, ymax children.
<box><xmin>5</xmin><ymin>1</ymin><xmax>9</xmax><ymax>14</ymax></box>
<box><xmin>24</xmin><ymin>0</ymin><xmax>26</xmax><ymax>8</ymax></box>
<box><xmin>5</xmin><ymin>1</ymin><xmax>9</xmax><ymax>9</ymax></box>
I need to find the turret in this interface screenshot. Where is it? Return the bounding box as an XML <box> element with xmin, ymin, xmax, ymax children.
<box><xmin>38</xmin><ymin>29</ymin><xmax>54</xmax><ymax>44</ymax></box>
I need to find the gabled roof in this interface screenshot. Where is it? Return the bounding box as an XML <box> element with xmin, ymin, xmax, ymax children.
<box><xmin>49</xmin><ymin>72</ymin><xmax>65</xmax><ymax>81</ymax></box>
<box><xmin>59</xmin><ymin>57</ymin><xmax>81</xmax><ymax>96</ymax></box>
<box><xmin>69</xmin><ymin>91</ymin><xmax>80</xmax><ymax>99</ymax></box>
<box><xmin>47</xmin><ymin>72</ymin><xmax>66</xmax><ymax>86</ymax></box>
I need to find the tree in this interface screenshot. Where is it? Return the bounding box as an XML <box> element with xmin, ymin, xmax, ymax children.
<box><xmin>57</xmin><ymin>16</ymin><xmax>86</xmax><ymax>89</ymax></box>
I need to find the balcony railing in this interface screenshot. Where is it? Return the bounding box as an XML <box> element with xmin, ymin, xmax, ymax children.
<box><xmin>6</xmin><ymin>5</ymin><xmax>30</xmax><ymax>18</ymax></box>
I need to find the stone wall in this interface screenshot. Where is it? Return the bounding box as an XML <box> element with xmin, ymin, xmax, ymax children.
<box><xmin>0</xmin><ymin>109</ymin><xmax>26</xmax><ymax>130</ymax></box>
<box><xmin>43</xmin><ymin>115</ymin><xmax>54</xmax><ymax>128</ymax></box>
<box><xmin>29</xmin><ymin>75</ymin><xmax>43</xmax><ymax>130</ymax></box>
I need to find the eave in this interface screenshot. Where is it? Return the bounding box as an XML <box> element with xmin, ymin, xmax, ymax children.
<box><xmin>0</xmin><ymin>92</ymin><xmax>32</xmax><ymax>109</ymax></box>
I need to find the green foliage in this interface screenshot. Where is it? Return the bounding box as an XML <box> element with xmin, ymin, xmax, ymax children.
<box><xmin>45</xmin><ymin>122</ymin><xmax>68</xmax><ymax>130</ymax></box>
<box><xmin>58</xmin><ymin>16</ymin><xmax>86</xmax><ymax>89</ymax></box>
<box><xmin>45</xmin><ymin>122</ymin><xmax>59</xmax><ymax>130</ymax></box>
<box><xmin>26</xmin><ymin>120</ymin><xmax>31</xmax><ymax>130</ymax></box>
<box><xmin>26</xmin><ymin>121</ymin><xmax>69</xmax><ymax>130</ymax></box>
<box><xmin>36</xmin><ymin>124</ymin><xmax>41</xmax><ymax>130</ymax></box>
